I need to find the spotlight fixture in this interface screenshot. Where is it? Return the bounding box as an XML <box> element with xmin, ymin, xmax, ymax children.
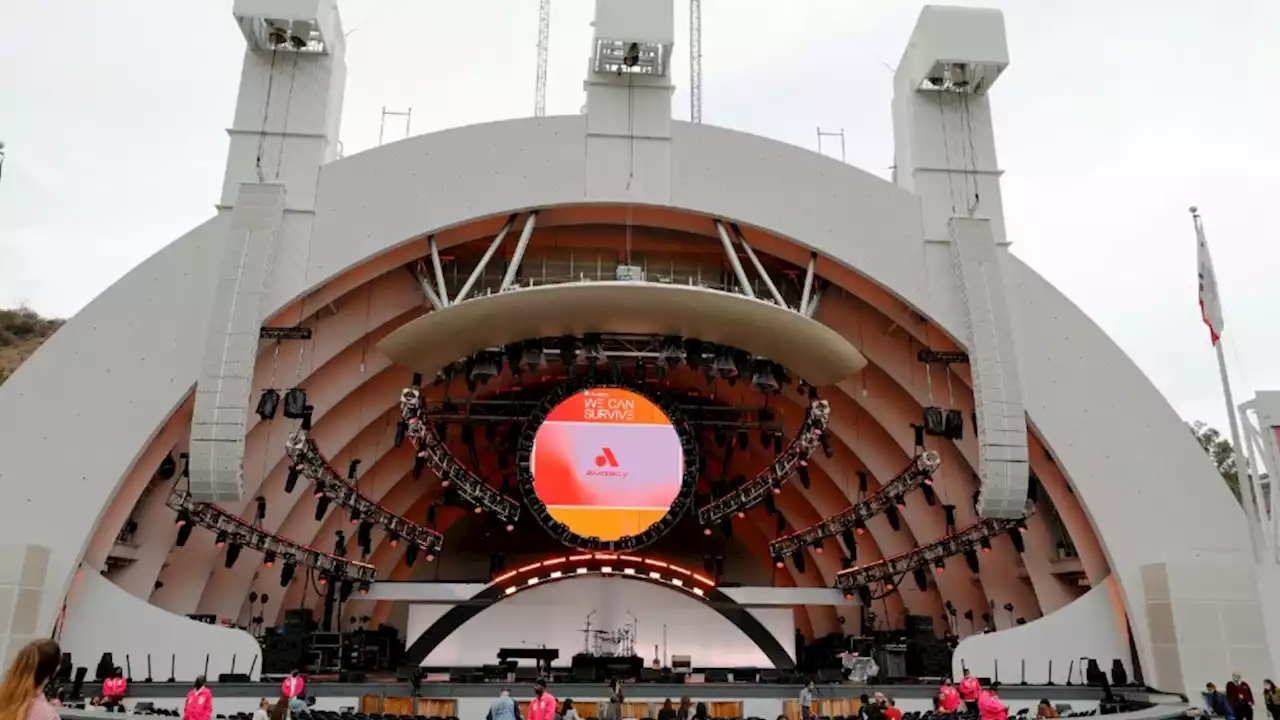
<box><xmin>657</xmin><ymin>336</ymin><xmax>685</xmax><ymax>368</ymax></box>
<box><xmin>256</xmin><ymin>389</ymin><xmax>281</xmax><ymax>420</ymax></box>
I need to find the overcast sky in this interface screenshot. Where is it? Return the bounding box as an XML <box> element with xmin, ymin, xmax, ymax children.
<box><xmin>1</xmin><ymin>0</ymin><xmax>1277</xmax><ymax>439</ymax></box>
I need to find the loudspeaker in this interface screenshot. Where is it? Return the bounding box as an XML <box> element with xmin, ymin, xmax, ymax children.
<box><xmin>282</xmin><ymin>388</ymin><xmax>309</xmax><ymax>419</ymax></box>
<box><xmin>943</xmin><ymin>410</ymin><xmax>964</xmax><ymax>440</ymax></box>
<box><xmin>924</xmin><ymin>407</ymin><xmax>947</xmax><ymax>436</ymax></box>
<box><xmin>1110</xmin><ymin>659</ymin><xmax>1128</xmax><ymax>686</ymax></box>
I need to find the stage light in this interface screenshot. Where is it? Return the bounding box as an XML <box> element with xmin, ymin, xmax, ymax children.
<box><xmin>1008</xmin><ymin>528</ymin><xmax>1025</xmax><ymax>553</ymax></box>
<box><xmin>350</xmin><ymin>510</ymin><xmax>362</xmax><ymax>526</ymax></box>
<box><xmin>934</xmin><ymin>558</ymin><xmax>946</xmax><ymax>572</ymax></box>
<box><xmin>474</xmin><ymin>506</ymin><xmax>484</xmax><ymax>514</ymax></box>
<box><xmin>964</xmin><ymin>549</ymin><xmax>980</xmax><ymax>575</ymax></box>
<box><xmin>280</xmin><ymin>563</ymin><xmax>295</xmax><ymax>586</ymax></box>
<box><xmin>857</xmin><ymin>470</ymin><xmax>869</xmax><ymax>494</ymax></box>
<box><xmin>313</xmin><ymin>481</ymin><xmax>326</xmax><ymax>498</ymax></box>
<box><xmin>713</xmin><ymin>350</ymin><xmax>737</xmax><ymax>378</ymax></box>
<box><xmin>896</xmin><ymin>495</ymin><xmax>907</xmax><ymax>509</ymax></box>
<box><xmin>811</xmin><ymin>540</ymin><xmax>824</xmax><ymax>554</ymax></box>
<box><xmin>314</xmin><ymin>497</ymin><xmax>330</xmax><ymax>521</ymax></box>
<box><xmin>886</xmin><ymin>507</ymin><xmax>900</xmax><ymax>531</ymax></box>
<box><xmin>175</xmin><ymin>511</ymin><xmax>189</xmax><ymax>528</ymax></box>
<box><xmin>840</xmin><ymin>528</ymin><xmax>856</xmax><ymax>551</ymax></box>
<box><xmin>412</xmin><ymin>454</ymin><xmax>425</xmax><ymax>479</ymax></box>
<box><xmin>263</xmin><ymin>551</ymin><xmax>276</xmax><ymax>568</ymax></box>
<box><xmin>358</xmin><ymin>581</ymin><xmax>371</xmax><ymax>596</ymax></box>
<box><xmin>255</xmin><ymin>496</ymin><xmax>267</xmax><ymax>523</ymax></box>
<box><xmin>751</xmin><ymin>361</ymin><xmax>779</xmax><ymax>393</ymax></box>
<box><xmin>792</xmin><ymin>552</ymin><xmax>806</xmax><ymax>574</ymax></box>
<box><xmin>215</xmin><ymin>531</ymin><xmax>228</xmax><ymax>549</ymax></box>
<box><xmin>225</xmin><ymin>543</ymin><xmax>242</xmax><ymax>568</ymax></box>
<box><xmin>469</xmin><ymin>353</ymin><xmax>499</xmax><ymax>384</ymax></box>
<box><xmin>980</xmin><ymin>537</ymin><xmax>992</xmax><ymax>553</ymax></box>
<box><xmin>913</xmin><ymin>567</ymin><xmax>928</xmax><ymax>591</ymax></box>
<box><xmin>158</xmin><ymin>454</ymin><xmax>178</xmax><ymax>481</ymax></box>
<box><xmin>922</xmin><ymin>484</ymin><xmax>937</xmax><ymax>506</ymax></box>
<box><xmin>855</xmin><ymin>518</ymin><xmax>866</xmax><ymax>535</ymax></box>
<box><xmin>943</xmin><ymin>504</ymin><xmax>957</xmax><ymax>528</ymax></box>
<box><xmin>858</xmin><ymin>585</ymin><xmax>872</xmax><ymax>605</ymax></box>
<box><xmin>773</xmin><ymin>555</ymin><xmax>785</xmax><ymax>569</ymax></box>
<box><xmin>797</xmin><ymin>465</ymin><xmax>810</xmax><ymax>489</ymax></box>
<box><xmin>841</xmin><ymin>555</ymin><xmax>854</xmax><ymax>570</ymax></box>
<box><xmin>657</xmin><ymin>337</ymin><xmax>685</xmax><ymax>368</ymax></box>
<box><xmin>176</xmin><ymin>522</ymin><xmax>193</xmax><ymax>547</ymax></box>
<box><xmin>581</xmin><ymin>334</ymin><xmax>607</xmax><ymax>365</ymax></box>
<box><xmin>285</xmin><ymin>466</ymin><xmax>300</xmax><ymax>493</ymax></box>
<box><xmin>703</xmin><ymin>527</ymin><xmax>712</xmax><ymax>536</ymax></box>
<box><xmin>405</xmin><ymin>544</ymin><xmax>419</xmax><ymax>567</ymax></box>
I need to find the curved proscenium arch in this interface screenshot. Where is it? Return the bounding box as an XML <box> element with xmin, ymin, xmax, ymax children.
<box><xmin>401</xmin><ymin>552</ymin><xmax>796</xmax><ymax>669</ymax></box>
<box><xmin>515</xmin><ymin>377</ymin><xmax>700</xmax><ymax>551</ymax></box>
<box><xmin>697</xmin><ymin>399</ymin><xmax>831</xmax><ymax>525</ymax></box>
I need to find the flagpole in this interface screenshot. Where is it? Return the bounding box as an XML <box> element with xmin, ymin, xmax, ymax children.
<box><xmin>1192</xmin><ymin>206</ymin><xmax>1265</xmax><ymax>561</ymax></box>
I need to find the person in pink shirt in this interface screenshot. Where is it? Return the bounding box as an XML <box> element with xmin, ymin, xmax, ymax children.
<box><xmin>528</xmin><ymin>680</ymin><xmax>557</xmax><ymax>720</ymax></box>
<box><xmin>101</xmin><ymin>668</ymin><xmax>128</xmax><ymax>712</ymax></box>
<box><xmin>978</xmin><ymin>682</ymin><xmax>1008</xmax><ymax>720</ymax></box>
<box><xmin>183</xmin><ymin>676</ymin><xmax>213</xmax><ymax>720</ymax></box>
<box><xmin>938</xmin><ymin>679</ymin><xmax>961</xmax><ymax>714</ymax></box>
<box><xmin>959</xmin><ymin>669</ymin><xmax>982</xmax><ymax>714</ymax></box>
<box><xmin>0</xmin><ymin>638</ymin><xmax>62</xmax><ymax>720</ymax></box>
<box><xmin>281</xmin><ymin>671</ymin><xmax>306</xmax><ymax>700</ymax></box>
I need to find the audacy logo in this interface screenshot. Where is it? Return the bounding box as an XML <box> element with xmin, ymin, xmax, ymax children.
<box><xmin>586</xmin><ymin>447</ymin><xmax>628</xmax><ymax>478</ymax></box>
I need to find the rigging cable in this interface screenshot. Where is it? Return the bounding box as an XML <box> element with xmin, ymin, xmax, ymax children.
<box><xmin>255</xmin><ymin>47</ymin><xmax>280</xmax><ymax>183</ymax></box>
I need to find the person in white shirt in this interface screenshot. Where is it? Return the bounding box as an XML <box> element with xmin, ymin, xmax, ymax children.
<box><xmin>253</xmin><ymin>698</ymin><xmax>270</xmax><ymax>720</ymax></box>
<box><xmin>562</xmin><ymin>699</ymin><xmax>582</xmax><ymax>720</ymax></box>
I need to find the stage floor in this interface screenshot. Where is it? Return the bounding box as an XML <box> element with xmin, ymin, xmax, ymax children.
<box><xmin>85</xmin><ymin>680</ymin><xmax>1111</xmax><ymax>701</ymax></box>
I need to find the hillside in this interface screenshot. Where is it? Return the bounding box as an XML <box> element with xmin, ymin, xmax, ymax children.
<box><xmin>0</xmin><ymin>308</ymin><xmax>64</xmax><ymax>386</ymax></box>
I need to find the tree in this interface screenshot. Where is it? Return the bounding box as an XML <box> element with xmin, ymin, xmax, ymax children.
<box><xmin>1190</xmin><ymin>421</ymin><xmax>1241</xmax><ymax>500</ymax></box>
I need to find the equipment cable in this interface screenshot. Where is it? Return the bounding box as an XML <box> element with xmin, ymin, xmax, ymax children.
<box><xmin>255</xmin><ymin>47</ymin><xmax>280</xmax><ymax>183</ymax></box>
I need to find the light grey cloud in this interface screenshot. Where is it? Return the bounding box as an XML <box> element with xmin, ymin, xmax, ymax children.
<box><xmin>0</xmin><ymin>0</ymin><xmax>1276</xmax><ymax>438</ymax></box>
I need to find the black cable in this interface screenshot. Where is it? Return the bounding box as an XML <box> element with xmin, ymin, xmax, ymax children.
<box><xmin>256</xmin><ymin>47</ymin><xmax>280</xmax><ymax>181</ymax></box>
<box><xmin>275</xmin><ymin>50</ymin><xmax>301</xmax><ymax>180</ymax></box>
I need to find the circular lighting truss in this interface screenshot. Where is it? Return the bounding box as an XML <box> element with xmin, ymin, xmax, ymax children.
<box><xmin>515</xmin><ymin>378</ymin><xmax>700</xmax><ymax>551</ymax></box>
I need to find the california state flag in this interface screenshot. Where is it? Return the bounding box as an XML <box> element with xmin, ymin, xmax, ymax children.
<box><xmin>1194</xmin><ymin>209</ymin><xmax>1224</xmax><ymax>346</ymax></box>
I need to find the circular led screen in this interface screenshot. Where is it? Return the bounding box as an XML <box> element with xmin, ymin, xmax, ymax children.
<box><xmin>530</xmin><ymin>387</ymin><xmax>686</xmax><ymax>543</ymax></box>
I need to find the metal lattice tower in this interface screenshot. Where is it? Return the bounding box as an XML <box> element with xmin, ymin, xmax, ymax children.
<box><xmin>534</xmin><ymin>0</ymin><xmax>551</xmax><ymax>117</ymax></box>
<box><xmin>690</xmin><ymin>0</ymin><xmax>702</xmax><ymax>123</ymax></box>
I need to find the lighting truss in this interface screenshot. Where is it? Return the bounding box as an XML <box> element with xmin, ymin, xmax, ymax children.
<box><xmin>834</xmin><ymin>510</ymin><xmax>1033</xmax><ymax>596</ymax></box>
<box><xmin>697</xmin><ymin>399</ymin><xmax>832</xmax><ymax>525</ymax></box>
<box><xmin>167</xmin><ymin>488</ymin><xmax>375</xmax><ymax>583</ymax></box>
<box><xmin>416</xmin><ymin>397</ymin><xmax>783</xmax><ymax>432</ymax></box>
<box><xmin>769</xmin><ymin>451</ymin><xmax>942</xmax><ymax>558</ymax></box>
<box><xmin>399</xmin><ymin>385</ymin><xmax>522</xmax><ymax>526</ymax></box>
<box><xmin>285</xmin><ymin>430</ymin><xmax>444</xmax><ymax>560</ymax></box>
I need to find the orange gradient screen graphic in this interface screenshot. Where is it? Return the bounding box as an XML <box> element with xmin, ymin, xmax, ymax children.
<box><xmin>530</xmin><ymin>388</ymin><xmax>685</xmax><ymax>541</ymax></box>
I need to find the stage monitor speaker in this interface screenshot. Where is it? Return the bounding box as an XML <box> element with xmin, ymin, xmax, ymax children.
<box><xmin>906</xmin><ymin>614</ymin><xmax>935</xmax><ymax>636</ymax></box>
<box><xmin>1085</xmin><ymin>658</ymin><xmax>1106</xmax><ymax>686</ymax></box>
<box><xmin>924</xmin><ymin>407</ymin><xmax>946</xmax><ymax>436</ymax></box>
<box><xmin>217</xmin><ymin>673</ymin><xmax>250</xmax><ymax>683</ymax></box>
<box><xmin>705</xmin><ymin>669</ymin><xmax>729</xmax><ymax>683</ymax></box>
<box><xmin>1110</xmin><ymin>659</ymin><xmax>1128</xmax><ymax>686</ymax></box>
<box><xmin>95</xmin><ymin>653</ymin><xmax>114</xmax><ymax>681</ymax></box>
<box><xmin>876</xmin><ymin>646</ymin><xmax>907</xmax><ymax>679</ymax></box>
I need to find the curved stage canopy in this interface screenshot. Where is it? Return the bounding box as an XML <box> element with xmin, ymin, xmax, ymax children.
<box><xmin>378</xmin><ymin>282</ymin><xmax>867</xmax><ymax>387</ymax></box>
<box><xmin>0</xmin><ymin>0</ymin><xmax>1268</xmax><ymax>697</ymax></box>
